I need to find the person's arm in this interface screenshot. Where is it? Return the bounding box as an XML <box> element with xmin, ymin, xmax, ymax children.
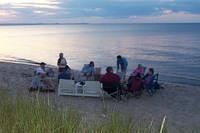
<box><xmin>81</xmin><ymin>64</ymin><xmax>86</xmax><ymax>73</ymax></box>
<box><xmin>64</xmin><ymin>58</ymin><xmax>67</xmax><ymax>65</ymax></box>
<box><xmin>125</xmin><ymin>59</ymin><xmax>128</xmax><ymax>67</ymax></box>
<box><xmin>57</xmin><ymin>58</ymin><xmax>60</xmax><ymax>66</ymax></box>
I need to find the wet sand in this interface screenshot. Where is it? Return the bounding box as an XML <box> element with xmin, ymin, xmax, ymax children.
<box><xmin>0</xmin><ymin>61</ymin><xmax>199</xmax><ymax>132</ymax></box>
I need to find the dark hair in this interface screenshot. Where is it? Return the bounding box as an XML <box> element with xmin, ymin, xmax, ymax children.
<box><xmin>149</xmin><ymin>68</ymin><xmax>154</xmax><ymax>74</ymax></box>
<box><xmin>59</xmin><ymin>53</ymin><xmax>63</xmax><ymax>58</ymax></box>
<box><xmin>89</xmin><ymin>61</ymin><xmax>94</xmax><ymax>65</ymax></box>
<box><xmin>117</xmin><ymin>55</ymin><xmax>122</xmax><ymax>59</ymax></box>
<box><xmin>106</xmin><ymin>66</ymin><xmax>113</xmax><ymax>73</ymax></box>
<box><xmin>40</xmin><ymin>62</ymin><xmax>46</xmax><ymax>65</ymax></box>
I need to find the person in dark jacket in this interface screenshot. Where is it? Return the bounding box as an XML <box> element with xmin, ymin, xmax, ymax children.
<box><xmin>100</xmin><ymin>66</ymin><xmax>120</xmax><ymax>95</ymax></box>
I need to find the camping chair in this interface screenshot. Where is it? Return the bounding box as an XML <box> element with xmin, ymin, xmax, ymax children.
<box><xmin>84</xmin><ymin>81</ymin><xmax>102</xmax><ymax>97</ymax></box>
<box><xmin>141</xmin><ymin>66</ymin><xmax>146</xmax><ymax>77</ymax></box>
<box><xmin>126</xmin><ymin>76</ymin><xmax>144</xmax><ymax>98</ymax></box>
<box><xmin>30</xmin><ymin>68</ymin><xmax>55</xmax><ymax>92</ymax></box>
<box><xmin>101</xmin><ymin>83</ymin><xmax>122</xmax><ymax>101</ymax></box>
<box><xmin>58</xmin><ymin>79</ymin><xmax>75</xmax><ymax>96</ymax></box>
<box><xmin>145</xmin><ymin>73</ymin><xmax>159</xmax><ymax>96</ymax></box>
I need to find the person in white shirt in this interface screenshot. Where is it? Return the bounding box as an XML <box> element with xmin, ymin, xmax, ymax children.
<box><xmin>35</xmin><ymin>62</ymin><xmax>46</xmax><ymax>77</ymax></box>
<box><xmin>57</xmin><ymin>53</ymin><xmax>67</xmax><ymax>73</ymax></box>
<box><xmin>30</xmin><ymin>62</ymin><xmax>53</xmax><ymax>91</ymax></box>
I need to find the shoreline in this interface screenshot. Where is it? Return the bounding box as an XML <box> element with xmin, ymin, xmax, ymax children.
<box><xmin>0</xmin><ymin>61</ymin><xmax>200</xmax><ymax>132</ymax></box>
<box><xmin>1</xmin><ymin>57</ymin><xmax>199</xmax><ymax>87</ymax></box>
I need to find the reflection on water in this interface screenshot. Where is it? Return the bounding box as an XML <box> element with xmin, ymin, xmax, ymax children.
<box><xmin>0</xmin><ymin>24</ymin><xmax>200</xmax><ymax>86</ymax></box>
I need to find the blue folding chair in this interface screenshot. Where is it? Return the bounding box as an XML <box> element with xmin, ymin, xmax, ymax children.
<box><xmin>145</xmin><ymin>73</ymin><xmax>159</xmax><ymax>96</ymax></box>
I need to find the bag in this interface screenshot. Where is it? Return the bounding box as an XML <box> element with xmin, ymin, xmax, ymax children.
<box><xmin>154</xmin><ymin>82</ymin><xmax>160</xmax><ymax>90</ymax></box>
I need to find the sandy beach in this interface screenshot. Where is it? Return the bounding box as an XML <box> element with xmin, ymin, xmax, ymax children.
<box><xmin>0</xmin><ymin>61</ymin><xmax>199</xmax><ymax>132</ymax></box>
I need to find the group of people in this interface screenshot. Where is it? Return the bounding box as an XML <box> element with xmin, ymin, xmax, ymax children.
<box><xmin>57</xmin><ymin>52</ymin><xmax>97</xmax><ymax>81</ymax></box>
<box><xmin>30</xmin><ymin>52</ymin><xmax>159</xmax><ymax>98</ymax></box>
<box><xmin>56</xmin><ymin>54</ymin><xmax>129</xmax><ymax>81</ymax></box>
<box><xmin>100</xmin><ymin>64</ymin><xmax>157</xmax><ymax>99</ymax></box>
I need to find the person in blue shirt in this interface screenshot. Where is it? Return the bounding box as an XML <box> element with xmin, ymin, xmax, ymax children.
<box><xmin>117</xmin><ymin>55</ymin><xmax>128</xmax><ymax>73</ymax></box>
<box><xmin>58</xmin><ymin>65</ymin><xmax>72</xmax><ymax>82</ymax></box>
<box><xmin>81</xmin><ymin>61</ymin><xmax>95</xmax><ymax>77</ymax></box>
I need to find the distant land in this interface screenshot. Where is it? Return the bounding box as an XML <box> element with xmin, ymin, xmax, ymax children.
<box><xmin>0</xmin><ymin>23</ymin><xmax>90</xmax><ymax>26</ymax></box>
<box><xmin>0</xmin><ymin>22</ymin><xmax>200</xmax><ymax>26</ymax></box>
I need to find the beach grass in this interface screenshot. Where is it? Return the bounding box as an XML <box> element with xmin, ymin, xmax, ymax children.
<box><xmin>0</xmin><ymin>90</ymin><xmax>199</xmax><ymax>133</ymax></box>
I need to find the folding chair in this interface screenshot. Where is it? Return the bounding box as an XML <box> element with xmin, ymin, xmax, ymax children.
<box><xmin>84</xmin><ymin>81</ymin><xmax>102</xmax><ymax>97</ymax></box>
<box><xmin>101</xmin><ymin>83</ymin><xmax>122</xmax><ymax>101</ymax></box>
<box><xmin>145</xmin><ymin>73</ymin><xmax>159</xmax><ymax>96</ymax></box>
<box><xmin>58</xmin><ymin>79</ymin><xmax>75</xmax><ymax>96</ymax></box>
<box><xmin>126</xmin><ymin>76</ymin><xmax>143</xmax><ymax>98</ymax></box>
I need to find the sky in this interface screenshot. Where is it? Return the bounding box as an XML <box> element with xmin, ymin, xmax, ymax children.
<box><xmin>0</xmin><ymin>0</ymin><xmax>200</xmax><ymax>23</ymax></box>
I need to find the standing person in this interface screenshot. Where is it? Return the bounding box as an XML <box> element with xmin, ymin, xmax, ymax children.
<box><xmin>57</xmin><ymin>53</ymin><xmax>67</xmax><ymax>73</ymax></box>
<box><xmin>116</xmin><ymin>55</ymin><xmax>128</xmax><ymax>80</ymax></box>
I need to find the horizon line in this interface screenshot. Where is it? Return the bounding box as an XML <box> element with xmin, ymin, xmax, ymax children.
<box><xmin>0</xmin><ymin>22</ymin><xmax>200</xmax><ymax>26</ymax></box>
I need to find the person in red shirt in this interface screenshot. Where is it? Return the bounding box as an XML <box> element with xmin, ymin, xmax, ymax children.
<box><xmin>100</xmin><ymin>66</ymin><xmax>121</xmax><ymax>95</ymax></box>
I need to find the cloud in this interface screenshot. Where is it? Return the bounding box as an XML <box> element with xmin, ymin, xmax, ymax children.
<box><xmin>0</xmin><ymin>9</ymin><xmax>17</xmax><ymax>18</ymax></box>
<box><xmin>129</xmin><ymin>11</ymin><xmax>200</xmax><ymax>23</ymax></box>
<box><xmin>0</xmin><ymin>0</ymin><xmax>200</xmax><ymax>23</ymax></box>
<box><xmin>162</xmin><ymin>9</ymin><xmax>174</xmax><ymax>14</ymax></box>
<box><xmin>12</xmin><ymin>3</ymin><xmax>60</xmax><ymax>9</ymax></box>
<box><xmin>33</xmin><ymin>10</ymin><xmax>56</xmax><ymax>15</ymax></box>
<box><xmin>0</xmin><ymin>0</ymin><xmax>60</xmax><ymax>5</ymax></box>
<box><xmin>0</xmin><ymin>0</ymin><xmax>62</xmax><ymax>22</ymax></box>
<box><xmin>0</xmin><ymin>0</ymin><xmax>61</xmax><ymax>9</ymax></box>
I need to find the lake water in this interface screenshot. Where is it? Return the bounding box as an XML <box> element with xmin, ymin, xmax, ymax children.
<box><xmin>0</xmin><ymin>23</ymin><xmax>200</xmax><ymax>86</ymax></box>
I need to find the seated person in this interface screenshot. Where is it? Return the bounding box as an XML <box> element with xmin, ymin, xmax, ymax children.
<box><xmin>35</xmin><ymin>62</ymin><xmax>47</xmax><ymax>77</ymax></box>
<box><xmin>81</xmin><ymin>61</ymin><xmax>95</xmax><ymax>79</ymax></box>
<box><xmin>100</xmin><ymin>66</ymin><xmax>121</xmax><ymax>96</ymax></box>
<box><xmin>30</xmin><ymin>62</ymin><xmax>53</xmax><ymax>91</ymax></box>
<box><xmin>143</xmin><ymin>68</ymin><xmax>154</xmax><ymax>86</ymax></box>
<box><xmin>127</xmin><ymin>73</ymin><xmax>143</xmax><ymax>97</ymax></box>
<box><xmin>131</xmin><ymin>64</ymin><xmax>145</xmax><ymax>77</ymax></box>
<box><xmin>58</xmin><ymin>65</ymin><xmax>72</xmax><ymax>81</ymax></box>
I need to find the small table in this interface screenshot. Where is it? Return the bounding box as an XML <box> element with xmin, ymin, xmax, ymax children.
<box><xmin>75</xmin><ymin>82</ymin><xmax>86</xmax><ymax>95</ymax></box>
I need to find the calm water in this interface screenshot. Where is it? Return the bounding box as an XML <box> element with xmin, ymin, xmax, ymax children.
<box><xmin>0</xmin><ymin>24</ymin><xmax>200</xmax><ymax>86</ymax></box>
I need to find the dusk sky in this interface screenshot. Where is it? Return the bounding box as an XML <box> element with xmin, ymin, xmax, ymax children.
<box><xmin>0</xmin><ymin>0</ymin><xmax>200</xmax><ymax>23</ymax></box>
